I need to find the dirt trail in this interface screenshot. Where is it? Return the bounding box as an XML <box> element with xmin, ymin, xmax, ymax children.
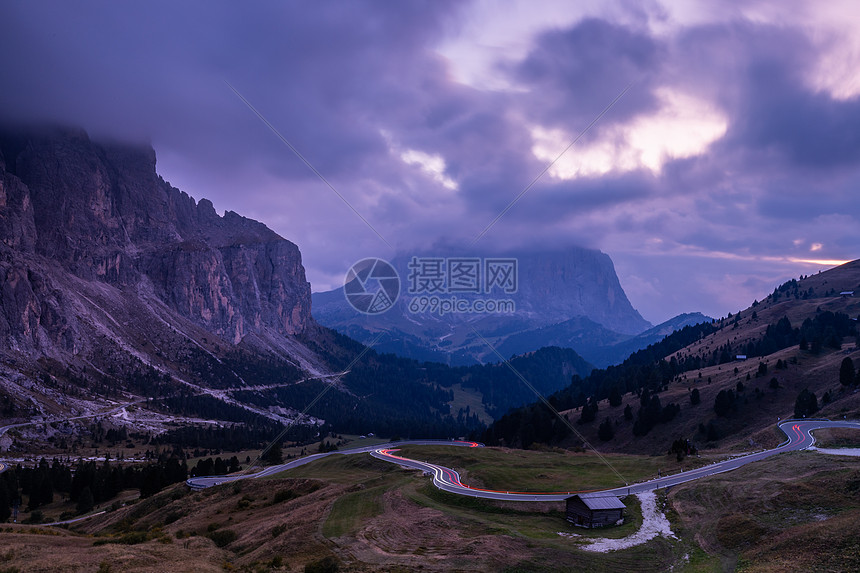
<box><xmin>558</xmin><ymin>491</ymin><xmax>675</xmax><ymax>552</ymax></box>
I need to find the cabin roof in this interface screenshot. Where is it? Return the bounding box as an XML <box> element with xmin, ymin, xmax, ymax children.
<box><xmin>570</xmin><ymin>494</ymin><xmax>626</xmax><ymax>510</ymax></box>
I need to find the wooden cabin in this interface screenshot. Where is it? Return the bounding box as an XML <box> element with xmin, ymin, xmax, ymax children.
<box><xmin>565</xmin><ymin>494</ymin><xmax>626</xmax><ymax>528</ymax></box>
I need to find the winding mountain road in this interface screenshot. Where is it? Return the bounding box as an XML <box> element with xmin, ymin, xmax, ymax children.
<box><xmin>1</xmin><ymin>421</ymin><xmax>36</xmax><ymax>437</ymax></box>
<box><xmin>0</xmin><ymin>401</ymin><xmax>145</xmax><ymax>440</ymax></box>
<box><xmin>372</xmin><ymin>420</ymin><xmax>860</xmax><ymax>501</ymax></box>
<box><xmin>184</xmin><ymin>440</ymin><xmax>482</xmax><ymax>489</ymax></box>
<box><xmin>6</xmin><ymin>419</ymin><xmax>858</xmax><ymax>507</ymax></box>
<box><xmin>184</xmin><ymin>420</ymin><xmax>860</xmax><ymax>499</ymax></box>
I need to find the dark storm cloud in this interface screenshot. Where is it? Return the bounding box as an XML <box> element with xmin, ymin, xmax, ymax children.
<box><xmin>502</xmin><ymin>172</ymin><xmax>655</xmax><ymax>227</ymax></box>
<box><xmin>676</xmin><ymin>21</ymin><xmax>860</xmax><ymax>169</ymax></box>
<box><xmin>672</xmin><ymin>20</ymin><xmax>860</xmax><ymax>170</ymax></box>
<box><xmin>740</xmin><ymin>71</ymin><xmax>860</xmax><ymax>168</ymax></box>
<box><xmin>0</xmin><ymin>0</ymin><xmax>487</xmax><ymax>259</ymax></box>
<box><xmin>0</xmin><ymin>1</ymin><xmax>461</xmax><ymax>175</ymax></box>
<box><xmin>513</xmin><ymin>18</ymin><xmax>664</xmax><ymax>127</ymax></box>
<box><xmin>432</xmin><ymin>108</ymin><xmax>542</xmax><ymax>210</ymax></box>
<box><xmin>494</xmin><ymin>13</ymin><xmax>859</xmax><ymax>318</ymax></box>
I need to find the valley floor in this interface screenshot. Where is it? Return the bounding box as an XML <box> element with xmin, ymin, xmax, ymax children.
<box><xmin>4</xmin><ymin>440</ymin><xmax>860</xmax><ymax>572</ymax></box>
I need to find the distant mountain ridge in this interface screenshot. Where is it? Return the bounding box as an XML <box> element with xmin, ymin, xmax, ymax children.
<box><xmin>481</xmin><ymin>260</ymin><xmax>860</xmax><ymax>454</ymax></box>
<box><xmin>315</xmin><ymin>248</ymin><xmax>650</xmax><ymax>334</ymax></box>
<box><xmin>313</xmin><ymin>250</ymin><xmax>709</xmax><ymax>367</ymax></box>
<box><xmin>496</xmin><ymin>312</ymin><xmax>713</xmax><ymax>367</ymax></box>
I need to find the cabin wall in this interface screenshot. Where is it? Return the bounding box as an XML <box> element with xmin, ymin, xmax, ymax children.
<box><xmin>565</xmin><ymin>499</ymin><xmax>624</xmax><ymax>528</ymax></box>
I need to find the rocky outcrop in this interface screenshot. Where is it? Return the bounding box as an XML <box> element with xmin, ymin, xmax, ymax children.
<box><xmin>0</xmin><ymin>126</ymin><xmax>311</xmax><ymax>351</ymax></box>
<box><xmin>515</xmin><ymin>249</ymin><xmax>650</xmax><ymax>335</ymax></box>
<box><xmin>0</xmin><ymin>147</ymin><xmax>37</xmax><ymax>252</ymax></box>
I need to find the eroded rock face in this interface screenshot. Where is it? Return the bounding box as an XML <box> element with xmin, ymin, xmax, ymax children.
<box><xmin>0</xmin><ymin>126</ymin><xmax>311</xmax><ymax>350</ymax></box>
<box><xmin>0</xmin><ymin>156</ymin><xmax>37</xmax><ymax>252</ymax></box>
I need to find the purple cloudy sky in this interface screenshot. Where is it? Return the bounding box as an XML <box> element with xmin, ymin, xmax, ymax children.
<box><xmin>2</xmin><ymin>1</ymin><xmax>858</xmax><ymax>323</ymax></box>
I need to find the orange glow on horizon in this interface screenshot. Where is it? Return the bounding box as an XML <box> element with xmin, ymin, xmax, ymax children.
<box><xmin>788</xmin><ymin>258</ymin><xmax>852</xmax><ymax>267</ymax></box>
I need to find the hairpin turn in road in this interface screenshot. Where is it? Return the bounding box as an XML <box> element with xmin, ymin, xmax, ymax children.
<box><xmin>370</xmin><ymin>420</ymin><xmax>860</xmax><ymax>501</ymax></box>
<box><xmin>184</xmin><ymin>420</ymin><xmax>860</xmax><ymax>499</ymax></box>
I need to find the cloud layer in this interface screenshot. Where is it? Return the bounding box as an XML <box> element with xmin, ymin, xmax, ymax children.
<box><xmin>2</xmin><ymin>0</ymin><xmax>858</xmax><ymax>322</ymax></box>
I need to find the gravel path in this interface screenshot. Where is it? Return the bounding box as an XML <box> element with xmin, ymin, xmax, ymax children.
<box><xmin>812</xmin><ymin>446</ymin><xmax>860</xmax><ymax>457</ymax></box>
<box><xmin>558</xmin><ymin>491</ymin><xmax>675</xmax><ymax>552</ymax></box>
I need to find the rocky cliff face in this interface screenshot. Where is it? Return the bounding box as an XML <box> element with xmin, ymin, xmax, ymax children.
<box><xmin>0</xmin><ymin>126</ymin><xmax>310</xmax><ymax>350</ymax></box>
<box><xmin>513</xmin><ymin>249</ymin><xmax>651</xmax><ymax>335</ymax></box>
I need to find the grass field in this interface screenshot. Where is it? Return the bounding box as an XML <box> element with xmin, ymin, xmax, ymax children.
<box><xmin>272</xmin><ymin>450</ymin><xmax>399</xmax><ymax>483</ymax></box>
<box><xmin>274</xmin><ymin>452</ymin><xmax>687</xmax><ymax>571</ymax></box>
<box><xmin>811</xmin><ymin>427</ymin><xmax>860</xmax><ymax>448</ymax></box>
<box><xmin>278</xmin><ymin>454</ymin><xmax>412</xmax><ymax>538</ymax></box>
<box><xmin>220</xmin><ymin>440</ymin><xmax>860</xmax><ymax>571</ymax></box>
<box><xmin>669</xmin><ymin>450</ymin><xmax>860</xmax><ymax>572</ymax></box>
<box><xmin>338</xmin><ymin>434</ymin><xmax>393</xmax><ymax>448</ymax></box>
<box><xmin>404</xmin><ymin>483</ymin><xmax>686</xmax><ymax>571</ymax></box>
<box><xmin>275</xmin><ymin>451</ymin><xmax>647</xmax><ymax>539</ymax></box>
<box><xmin>279</xmin><ymin>452</ymin><xmax>670</xmax><ymax>536</ymax></box>
<box><xmin>5</xmin><ymin>443</ymin><xmax>807</xmax><ymax>572</ymax></box>
<box><xmin>407</xmin><ymin>483</ymin><xmax>645</xmax><ymax>541</ymax></box>
<box><xmin>322</xmin><ymin>483</ymin><xmax>389</xmax><ymax>537</ymax></box>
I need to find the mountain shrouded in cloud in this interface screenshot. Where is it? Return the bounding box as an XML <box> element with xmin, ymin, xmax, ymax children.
<box><xmin>312</xmin><ymin>247</ymin><xmax>656</xmax><ymax>366</ymax></box>
<box><xmin>1</xmin><ymin>0</ymin><xmax>858</xmax><ymax>322</ymax></box>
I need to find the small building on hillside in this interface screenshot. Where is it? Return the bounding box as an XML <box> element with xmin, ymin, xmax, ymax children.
<box><xmin>840</xmin><ymin>291</ymin><xmax>854</xmax><ymax>297</ymax></box>
<box><xmin>565</xmin><ymin>494</ymin><xmax>626</xmax><ymax>528</ymax></box>
<box><xmin>735</xmin><ymin>354</ymin><xmax>748</xmax><ymax>360</ymax></box>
